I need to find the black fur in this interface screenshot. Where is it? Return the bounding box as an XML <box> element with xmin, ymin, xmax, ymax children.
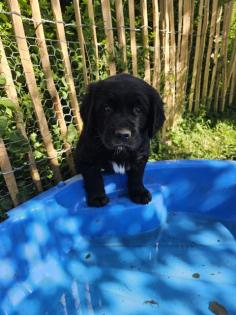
<box><xmin>75</xmin><ymin>74</ymin><xmax>165</xmax><ymax>207</ymax></box>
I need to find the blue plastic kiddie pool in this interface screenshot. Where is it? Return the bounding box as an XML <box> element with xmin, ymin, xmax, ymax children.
<box><xmin>0</xmin><ymin>160</ymin><xmax>236</xmax><ymax>315</ymax></box>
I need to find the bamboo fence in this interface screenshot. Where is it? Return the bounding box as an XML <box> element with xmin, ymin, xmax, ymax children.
<box><xmin>0</xmin><ymin>0</ymin><xmax>235</xmax><ymax>210</ymax></box>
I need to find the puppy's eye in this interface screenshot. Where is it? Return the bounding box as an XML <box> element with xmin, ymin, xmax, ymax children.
<box><xmin>104</xmin><ymin>105</ymin><xmax>112</xmax><ymax>113</ymax></box>
<box><xmin>133</xmin><ymin>106</ymin><xmax>142</xmax><ymax>114</ymax></box>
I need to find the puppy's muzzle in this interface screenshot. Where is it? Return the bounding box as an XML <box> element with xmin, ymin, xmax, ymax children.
<box><xmin>114</xmin><ymin>128</ymin><xmax>131</xmax><ymax>141</ymax></box>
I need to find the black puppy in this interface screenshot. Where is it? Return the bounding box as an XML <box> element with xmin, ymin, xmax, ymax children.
<box><xmin>75</xmin><ymin>74</ymin><xmax>165</xmax><ymax>207</ymax></box>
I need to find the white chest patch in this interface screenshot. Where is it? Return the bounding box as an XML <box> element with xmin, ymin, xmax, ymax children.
<box><xmin>112</xmin><ymin>162</ymin><xmax>126</xmax><ymax>174</ymax></box>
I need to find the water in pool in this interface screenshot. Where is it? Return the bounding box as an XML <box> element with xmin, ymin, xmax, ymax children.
<box><xmin>3</xmin><ymin>211</ymin><xmax>236</xmax><ymax>315</ymax></box>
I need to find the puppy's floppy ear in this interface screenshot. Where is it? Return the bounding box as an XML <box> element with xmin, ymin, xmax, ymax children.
<box><xmin>147</xmin><ymin>86</ymin><xmax>165</xmax><ymax>138</ymax></box>
<box><xmin>80</xmin><ymin>82</ymin><xmax>97</xmax><ymax>133</ymax></box>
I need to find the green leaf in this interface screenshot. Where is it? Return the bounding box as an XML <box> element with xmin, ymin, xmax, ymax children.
<box><xmin>0</xmin><ymin>13</ymin><xmax>9</xmax><ymax>23</ymax></box>
<box><xmin>66</xmin><ymin>123</ymin><xmax>78</xmax><ymax>144</ymax></box>
<box><xmin>61</xmin><ymin>77</ymin><xmax>67</xmax><ymax>87</ymax></box>
<box><xmin>0</xmin><ymin>75</ymin><xmax>6</xmax><ymax>86</ymax></box>
<box><xmin>0</xmin><ymin>116</ymin><xmax>8</xmax><ymax>136</ymax></box>
<box><xmin>7</xmin><ymin>130</ymin><xmax>29</xmax><ymax>154</ymax></box>
<box><xmin>0</xmin><ymin>98</ymin><xmax>16</xmax><ymax>110</ymax></box>
<box><xmin>61</xmin><ymin>90</ymin><xmax>68</xmax><ymax>100</ymax></box>
<box><xmin>30</xmin><ymin>132</ymin><xmax>37</xmax><ymax>142</ymax></box>
<box><xmin>5</xmin><ymin>107</ymin><xmax>13</xmax><ymax>117</ymax></box>
<box><xmin>34</xmin><ymin>150</ymin><xmax>44</xmax><ymax>159</ymax></box>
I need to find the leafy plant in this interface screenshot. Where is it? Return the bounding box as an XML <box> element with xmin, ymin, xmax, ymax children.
<box><xmin>66</xmin><ymin>123</ymin><xmax>79</xmax><ymax>145</ymax></box>
<box><xmin>151</xmin><ymin>110</ymin><xmax>236</xmax><ymax>161</ymax></box>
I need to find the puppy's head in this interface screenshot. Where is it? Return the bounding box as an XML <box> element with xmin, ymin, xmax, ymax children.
<box><xmin>80</xmin><ymin>74</ymin><xmax>165</xmax><ymax>151</ymax></box>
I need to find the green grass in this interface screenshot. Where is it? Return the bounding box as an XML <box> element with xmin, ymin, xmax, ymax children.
<box><xmin>151</xmin><ymin>109</ymin><xmax>236</xmax><ymax>161</ymax></box>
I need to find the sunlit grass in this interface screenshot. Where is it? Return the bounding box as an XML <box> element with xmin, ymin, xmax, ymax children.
<box><xmin>151</xmin><ymin>109</ymin><xmax>236</xmax><ymax>160</ymax></box>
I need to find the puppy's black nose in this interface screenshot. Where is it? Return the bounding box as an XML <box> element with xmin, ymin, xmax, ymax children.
<box><xmin>115</xmin><ymin>128</ymin><xmax>131</xmax><ymax>140</ymax></box>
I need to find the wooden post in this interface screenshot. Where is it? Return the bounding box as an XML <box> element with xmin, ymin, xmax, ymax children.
<box><xmin>208</xmin><ymin>5</ymin><xmax>223</xmax><ymax>111</ymax></box>
<box><xmin>229</xmin><ymin>63</ymin><xmax>236</xmax><ymax>107</ymax></box>
<box><xmin>168</xmin><ymin>0</ymin><xmax>176</xmax><ymax>124</ymax></box>
<box><xmin>202</xmin><ymin>0</ymin><xmax>218</xmax><ymax>103</ymax></box>
<box><xmin>176</xmin><ymin>0</ymin><xmax>183</xmax><ymax>65</ymax></box>
<box><xmin>163</xmin><ymin>0</ymin><xmax>171</xmax><ymax>129</ymax></box>
<box><xmin>152</xmin><ymin>0</ymin><xmax>161</xmax><ymax>90</ymax></box>
<box><xmin>195</xmin><ymin>0</ymin><xmax>210</xmax><ymax>111</ymax></box>
<box><xmin>30</xmin><ymin>0</ymin><xmax>76</xmax><ymax>175</ymax></box>
<box><xmin>128</xmin><ymin>0</ymin><xmax>137</xmax><ymax>76</ymax></box>
<box><xmin>87</xmin><ymin>0</ymin><xmax>99</xmax><ymax>80</ymax></box>
<box><xmin>214</xmin><ymin>73</ymin><xmax>221</xmax><ymax>112</ymax></box>
<box><xmin>115</xmin><ymin>0</ymin><xmax>128</xmax><ymax>72</ymax></box>
<box><xmin>159</xmin><ymin>0</ymin><xmax>166</xmax><ymax>69</ymax></box>
<box><xmin>0</xmin><ymin>138</ymin><xmax>19</xmax><ymax>207</ymax></box>
<box><xmin>73</xmin><ymin>0</ymin><xmax>89</xmax><ymax>85</ymax></box>
<box><xmin>141</xmin><ymin>0</ymin><xmax>150</xmax><ymax>83</ymax></box>
<box><xmin>175</xmin><ymin>0</ymin><xmax>183</xmax><ymax>116</ymax></box>
<box><xmin>0</xmin><ymin>36</ymin><xmax>43</xmax><ymax>192</ymax></box>
<box><xmin>188</xmin><ymin>0</ymin><xmax>204</xmax><ymax>112</ymax></box>
<box><xmin>101</xmin><ymin>0</ymin><xmax>116</xmax><ymax>75</ymax></box>
<box><xmin>188</xmin><ymin>0</ymin><xmax>195</xmax><ymax>67</ymax></box>
<box><xmin>182</xmin><ymin>0</ymin><xmax>191</xmax><ymax>96</ymax></box>
<box><xmin>176</xmin><ymin>0</ymin><xmax>191</xmax><ymax>116</ymax></box>
<box><xmin>51</xmin><ymin>0</ymin><xmax>82</xmax><ymax>130</ymax></box>
<box><xmin>227</xmin><ymin>36</ymin><xmax>236</xmax><ymax>94</ymax></box>
<box><xmin>7</xmin><ymin>0</ymin><xmax>62</xmax><ymax>182</ymax></box>
<box><xmin>219</xmin><ymin>1</ymin><xmax>233</xmax><ymax>112</ymax></box>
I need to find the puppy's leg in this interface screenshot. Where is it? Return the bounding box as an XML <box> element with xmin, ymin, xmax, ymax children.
<box><xmin>127</xmin><ymin>162</ymin><xmax>152</xmax><ymax>204</ymax></box>
<box><xmin>81</xmin><ymin>164</ymin><xmax>109</xmax><ymax>207</ymax></box>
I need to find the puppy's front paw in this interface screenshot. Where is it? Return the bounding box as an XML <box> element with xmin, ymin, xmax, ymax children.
<box><xmin>87</xmin><ymin>194</ymin><xmax>109</xmax><ymax>207</ymax></box>
<box><xmin>129</xmin><ymin>187</ymin><xmax>152</xmax><ymax>204</ymax></box>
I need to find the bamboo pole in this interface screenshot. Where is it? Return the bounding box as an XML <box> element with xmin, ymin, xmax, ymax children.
<box><xmin>164</xmin><ymin>0</ymin><xmax>171</xmax><ymax>128</ymax></box>
<box><xmin>128</xmin><ymin>0</ymin><xmax>137</xmax><ymax>76</ymax></box>
<box><xmin>73</xmin><ymin>0</ymin><xmax>89</xmax><ymax>85</ymax></box>
<box><xmin>87</xmin><ymin>0</ymin><xmax>99</xmax><ymax>80</ymax></box>
<box><xmin>7</xmin><ymin>0</ymin><xmax>62</xmax><ymax>182</ymax></box>
<box><xmin>101</xmin><ymin>0</ymin><xmax>116</xmax><ymax>75</ymax></box>
<box><xmin>195</xmin><ymin>0</ymin><xmax>210</xmax><ymax>111</ymax></box>
<box><xmin>229</xmin><ymin>63</ymin><xmax>236</xmax><ymax>106</ymax></box>
<box><xmin>159</xmin><ymin>0</ymin><xmax>166</xmax><ymax>61</ymax></box>
<box><xmin>164</xmin><ymin>0</ymin><xmax>170</xmax><ymax>89</ymax></box>
<box><xmin>176</xmin><ymin>0</ymin><xmax>183</xmax><ymax>65</ymax></box>
<box><xmin>214</xmin><ymin>73</ymin><xmax>221</xmax><ymax>112</ymax></box>
<box><xmin>227</xmin><ymin>36</ymin><xmax>236</xmax><ymax>92</ymax></box>
<box><xmin>141</xmin><ymin>0</ymin><xmax>150</xmax><ymax>83</ymax></box>
<box><xmin>182</xmin><ymin>0</ymin><xmax>195</xmax><ymax>104</ymax></box>
<box><xmin>30</xmin><ymin>0</ymin><xmax>76</xmax><ymax>175</ymax></box>
<box><xmin>202</xmin><ymin>0</ymin><xmax>218</xmax><ymax>103</ymax></box>
<box><xmin>176</xmin><ymin>0</ymin><xmax>183</xmax><ymax>114</ymax></box>
<box><xmin>190</xmin><ymin>1</ymin><xmax>195</xmax><ymax>49</ymax></box>
<box><xmin>188</xmin><ymin>0</ymin><xmax>204</xmax><ymax>112</ymax></box>
<box><xmin>168</xmin><ymin>0</ymin><xmax>176</xmax><ymax>124</ymax></box>
<box><xmin>0</xmin><ymin>36</ymin><xmax>43</xmax><ymax>192</ymax></box>
<box><xmin>176</xmin><ymin>0</ymin><xmax>191</xmax><ymax>115</ymax></box>
<box><xmin>51</xmin><ymin>0</ymin><xmax>82</xmax><ymax>130</ymax></box>
<box><xmin>152</xmin><ymin>0</ymin><xmax>161</xmax><ymax>90</ymax></box>
<box><xmin>188</xmin><ymin>0</ymin><xmax>195</xmax><ymax>84</ymax></box>
<box><xmin>208</xmin><ymin>5</ymin><xmax>223</xmax><ymax>111</ymax></box>
<box><xmin>182</xmin><ymin>0</ymin><xmax>191</xmax><ymax>95</ymax></box>
<box><xmin>219</xmin><ymin>1</ymin><xmax>233</xmax><ymax>112</ymax></box>
<box><xmin>0</xmin><ymin>138</ymin><xmax>19</xmax><ymax>207</ymax></box>
<box><xmin>115</xmin><ymin>0</ymin><xmax>127</xmax><ymax>72</ymax></box>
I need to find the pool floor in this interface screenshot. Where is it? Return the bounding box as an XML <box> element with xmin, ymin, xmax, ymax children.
<box><xmin>4</xmin><ymin>211</ymin><xmax>236</xmax><ymax>315</ymax></box>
